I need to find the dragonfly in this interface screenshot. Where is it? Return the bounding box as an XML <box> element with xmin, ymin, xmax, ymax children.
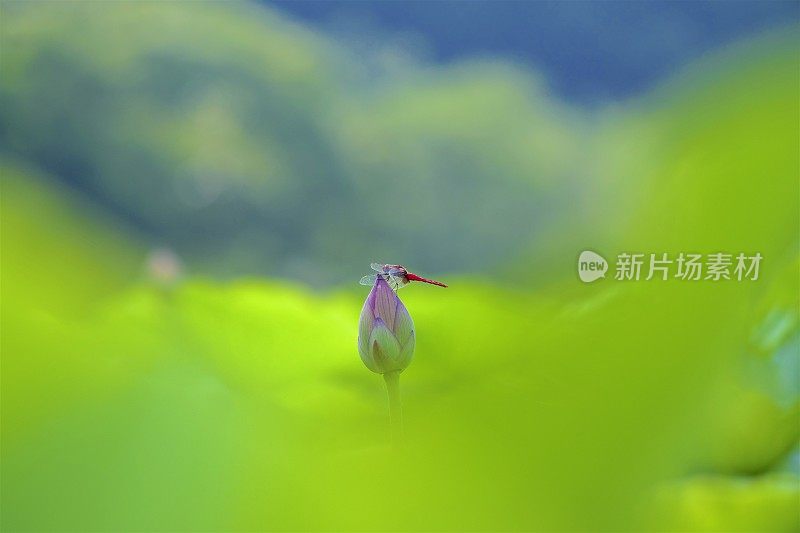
<box><xmin>360</xmin><ymin>263</ymin><xmax>448</xmax><ymax>291</ymax></box>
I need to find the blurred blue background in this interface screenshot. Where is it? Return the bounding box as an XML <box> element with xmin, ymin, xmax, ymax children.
<box><xmin>274</xmin><ymin>0</ymin><xmax>799</xmax><ymax>101</ymax></box>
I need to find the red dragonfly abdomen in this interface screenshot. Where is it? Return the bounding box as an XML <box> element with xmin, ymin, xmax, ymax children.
<box><xmin>405</xmin><ymin>272</ymin><xmax>448</xmax><ymax>288</ymax></box>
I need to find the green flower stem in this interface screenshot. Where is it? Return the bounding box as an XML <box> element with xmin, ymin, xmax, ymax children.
<box><xmin>383</xmin><ymin>370</ymin><xmax>403</xmax><ymax>445</ymax></box>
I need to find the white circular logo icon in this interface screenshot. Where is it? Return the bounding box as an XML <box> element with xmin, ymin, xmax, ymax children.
<box><xmin>578</xmin><ymin>250</ymin><xmax>608</xmax><ymax>283</ymax></box>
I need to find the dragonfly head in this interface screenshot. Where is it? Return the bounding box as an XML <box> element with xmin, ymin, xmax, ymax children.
<box><xmin>383</xmin><ymin>264</ymin><xmax>408</xmax><ymax>276</ymax></box>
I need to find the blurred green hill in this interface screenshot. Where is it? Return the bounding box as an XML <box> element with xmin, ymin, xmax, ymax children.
<box><xmin>0</xmin><ymin>1</ymin><xmax>582</xmax><ymax>285</ymax></box>
<box><xmin>2</xmin><ymin>3</ymin><xmax>797</xmax><ymax>288</ymax></box>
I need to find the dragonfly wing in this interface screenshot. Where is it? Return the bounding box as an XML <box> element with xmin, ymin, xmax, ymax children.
<box><xmin>359</xmin><ymin>274</ymin><xmax>377</xmax><ymax>286</ymax></box>
<box><xmin>370</xmin><ymin>262</ymin><xmax>385</xmax><ymax>272</ymax></box>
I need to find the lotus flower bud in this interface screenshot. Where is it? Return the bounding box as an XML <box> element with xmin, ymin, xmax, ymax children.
<box><xmin>358</xmin><ymin>277</ymin><xmax>415</xmax><ymax>374</ymax></box>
